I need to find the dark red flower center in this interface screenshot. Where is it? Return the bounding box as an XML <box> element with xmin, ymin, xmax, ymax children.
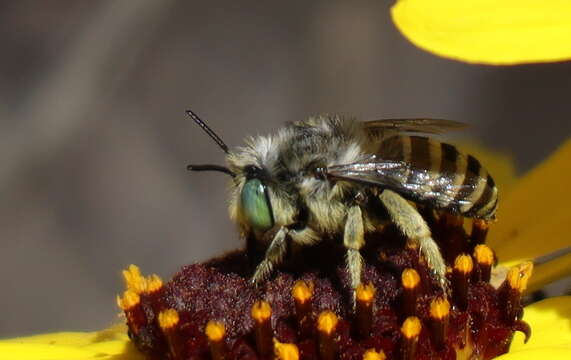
<box><xmin>118</xmin><ymin>215</ymin><xmax>531</xmax><ymax>360</ymax></box>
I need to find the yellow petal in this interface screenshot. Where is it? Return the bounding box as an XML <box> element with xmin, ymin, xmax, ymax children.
<box><xmin>488</xmin><ymin>139</ymin><xmax>571</xmax><ymax>291</ymax></box>
<box><xmin>0</xmin><ymin>325</ymin><xmax>144</xmax><ymax>360</ymax></box>
<box><xmin>511</xmin><ymin>296</ymin><xmax>571</xmax><ymax>351</ymax></box>
<box><xmin>497</xmin><ymin>346</ymin><xmax>571</xmax><ymax>360</ymax></box>
<box><xmin>498</xmin><ymin>296</ymin><xmax>571</xmax><ymax>359</ymax></box>
<box><xmin>391</xmin><ymin>0</ymin><xmax>571</xmax><ymax>64</ymax></box>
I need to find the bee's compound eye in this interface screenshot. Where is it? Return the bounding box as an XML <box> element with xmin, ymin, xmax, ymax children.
<box><xmin>241</xmin><ymin>179</ymin><xmax>274</xmax><ymax>231</ymax></box>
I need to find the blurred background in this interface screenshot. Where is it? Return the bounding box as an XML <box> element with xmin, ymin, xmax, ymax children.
<box><xmin>1</xmin><ymin>0</ymin><xmax>570</xmax><ymax>337</ymax></box>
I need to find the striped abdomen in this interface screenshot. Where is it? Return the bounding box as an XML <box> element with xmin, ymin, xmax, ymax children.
<box><xmin>377</xmin><ymin>135</ymin><xmax>498</xmax><ymax>219</ymax></box>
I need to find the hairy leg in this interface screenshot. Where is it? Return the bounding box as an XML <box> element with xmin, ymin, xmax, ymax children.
<box><xmin>379</xmin><ymin>189</ymin><xmax>448</xmax><ymax>290</ymax></box>
<box><xmin>344</xmin><ymin>205</ymin><xmax>365</xmax><ymax>292</ymax></box>
<box><xmin>251</xmin><ymin>226</ymin><xmax>289</xmax><ymax>286</ymax></box>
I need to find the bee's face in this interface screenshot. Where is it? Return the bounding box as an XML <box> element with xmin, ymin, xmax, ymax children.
<box><xmin>229</xmin><ymin>165</ymin><xmax>304</xmax><ymax>237</ymax></box>
<box><xmin>227</xmin><ymin>137</ymin><xmax>313</xmax><ymax>236</ymax></box>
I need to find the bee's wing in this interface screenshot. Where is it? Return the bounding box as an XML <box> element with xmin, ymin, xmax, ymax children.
<box><xmin>326</xmin><ymin>159</ymin><xmax>411</xmax><ymax>189</ymax></box>
<box><xmin>326</xmin><ymin>158</ymin><xmax>476</xmax><ymax>215</ymax></box>
<box><xmin>363</xmin><ymin>118</ymin><xmax>467</xmax><ymax>138</ymax></box>
<box><xmin>328</xmin><ymin>122</ymin><xmax>494</xmax><ymax>217</ymax></box>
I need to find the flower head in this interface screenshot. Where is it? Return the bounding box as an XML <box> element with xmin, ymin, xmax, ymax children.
<box><xmin>117</xmin><ymin>215</ymin><xmax>533</xmax><ymax>359</ymax></box>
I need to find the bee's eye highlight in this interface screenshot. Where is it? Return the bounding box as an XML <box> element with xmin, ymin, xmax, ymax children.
<box><xmin>241</xmin><ymin>178</ymin><xmax>274</xmax><ymax>231</ymax></box>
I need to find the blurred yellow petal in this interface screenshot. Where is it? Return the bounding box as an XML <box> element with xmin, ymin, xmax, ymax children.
<box><xmin>497</xmin><ymin>347</ymin><xmax>571</xmax><ymax>360</ymax></box>
<box><xmin>391</xmin><ymin>0</ymin><xmax>571</xmax><ymax>64</ymax></box>
<box><xmin>0</xmin><ymin>325</ymin><xmax>144</xmax><ymax>360</ymax></box>
<box><xmin>498</xmin><ymin>296</ymin><xmax>571</xmax><ymax>359</ymax></box>
<box><xmin>512</xmin><ymin>296</ymin><xmax>571</xmax><ymax>351</ymax></box>
<box><xmin>488</xmin><ymin>139</ymin><xmax>571</xmax><ymax>291</ymax></box>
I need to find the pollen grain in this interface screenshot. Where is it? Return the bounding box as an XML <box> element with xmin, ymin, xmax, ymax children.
<box><xmin>401</xmin><ymin>316</ymin><xmax>421</xmax><ymax>339</ymax></box>
<box><xmin>117</xmin><ymin>290</ymin><xmax>140</xmax><ymax>310</ymax></box>
<box><xmin>317</xmin><ymin>311</ymin><xmax>339</xmax><ymax>335</ymax></box>
<box><xmin>292</xmin><ymin>280</ymin><xmax>313</xmax><ymax>304</ymax></box>
<box><xmin>474</xmin><ymin>244</ymin><xmax>494</xmax><ymax>265</ymax></box>
<box><xmin>363</xmin><ymin>348</ymin><xmax>386</xmax><ymax>360</ymax></box>
<box><xmin>274</xmin><ymin>339</ymin><xmax>299</xmax><ymax>360</ymax></box>
<box><xmin>122</xmin><ymin>264</ymin><xmax>147</xmax><ymax>294</ymax></box>
<box><xmin>401</xmin><ymin>268</ymin><xmax>420</xmax><ymax>289</ymax></box>
<box><xmin>205</xmin><ymin>320</ymin><xmax>226</xmax><ymax>342</ymax></box>
<box><xmin>429</xmin><ymin>297</ymin><xmax>451</xmax><ymax>320</ymax></box>
<box><xmin>507</xmin><ymin>262</ymin><xmax>534</xmax><ymax>293</ymax></box>
<box><xmin>356</xmin><ymin>283</ymin><xmax>376</xmax><ymax>303</ymax></box>
<box><xmin>251</xmin><ymin>300</ymin><xmax>272</xmax><ymax>322</ymax></box>
<box><xmin>454</xmin><ymin>254</ymin><xmax>474</xmax><ymax>274</ymax></box>
<box><xmin>158</xmin><ymin>309</ymin><xmax>180</xmax><ymax>330</ymax></box>
<box><xmin>146</xmin><ymin>274</ymin><xmax>163</xmax><ymax>293</ymax></box>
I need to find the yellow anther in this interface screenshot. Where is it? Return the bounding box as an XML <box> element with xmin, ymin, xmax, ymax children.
<box><xmin>146</xmin><ymin>274</ymin><xmax>163</xmax><ymax>293</ymax></box>
<box><xmin>356</xmin><ymin>283</ymin><xmax>376</xmax><ymax>303</ymax></box>
<box><xmin>363</xmin><ymin>348</ymin><xmax>386</xmax><ymax>360</ymax></box>
<box><xmin>122</xmin><ymin>264</ymin><xmax>147</xmax><ymax>294</ymax></box>
<box><xmin>453</xmin><ymin>254</ymin><xmax>474</xmax><ymax>274</ymax></box>
<box><xmin>506</xmin><ymin>262</ymin><xmax>534</xmax><ymax>293</ymax></box>
<box><xmin>474</xmin><ymin>245</ymin><xmax>494</xmax><ymax>266</ymax></box>
<box><xmin>116</xmin><ymin>290</ymin><xmax>140</xmax><ymax>310</ymax></box>
<box><xmin>251</xmin><ymin>301</ymin><xmax>272</xmax><ymax>323</ymax></box>
<box><xmin>158</xmin><ymin>309</ymin><xmax>180</xmax><ymax>330</ymax></box>
<box><xmin>292</xmin><ymin>280</ymin><xmax>313</xmax><ymax>304</ymax></box>
<box><xmin>317</xmin><ymin>310</ymin><xmax>338</xmax><ymax>335</ymax></box>
<box><xmin>273</xmin><ymin>338</ymin><xmax>299</xmax><ymax>360</ymax></box>
<box><xmin>205</xmin><ymin>321</ymin><xmax>226</xmax><ymax>342</ymax></box>
<box><xmin>429</xmin><ymin>297</ymin><xmax>451</xmax><ymax>320</ymax></box>
<box><xmin>401</xmin><ymin>316</ymin><xmax>422</xmax><ymax>339</ymax></box>
<box><xmin>401</xmin><ymin>268</ymin><xmax>420</xmax><ymax>289</ymax></box>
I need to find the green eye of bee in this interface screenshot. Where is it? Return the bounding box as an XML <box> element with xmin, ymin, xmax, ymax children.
<box><xmin>241</xmin><ymin>178</ymin><xmax>274</xmax><ymax>231</ymax></box>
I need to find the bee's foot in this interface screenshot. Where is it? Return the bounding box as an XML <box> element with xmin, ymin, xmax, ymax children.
<box><xmin>433</xmin><ymin>273</ymin><xmax>451</xmax><ymax>296</ymax></box>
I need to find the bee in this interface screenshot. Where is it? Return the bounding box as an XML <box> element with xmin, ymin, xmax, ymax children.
<box><xmin>186</xmin><ymin>110</ymin><xmax>497</xmax><ymax>293</ymax></box>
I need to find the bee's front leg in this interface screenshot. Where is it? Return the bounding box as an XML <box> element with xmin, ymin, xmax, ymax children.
<box><xmin>251</xmin><ymin>226</ymin><xmax>288</xmax><ymax>286</ymax></box>
<box><xmin>344</xmin><ymin>205</ymin><xmax>365</xmax><ymax>294</ymax></box>
<box><xmin>379</xmin><ymin>189</ymin><xmax>448</xmax><ymax>291</ymax></box>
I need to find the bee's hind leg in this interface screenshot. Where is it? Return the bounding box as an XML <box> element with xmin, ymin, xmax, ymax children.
<box><xmin>344</xmin><ymin>205</ymin><xmax>365</xmax><ymax>296</ymax></box>
<box><xmin>379</xmin><ymin>189</ymin><xmax>448</xmax><ymax>291</ymax></box>
<box><xmin>251</xmin><ymin>226</ymin><xmax>289</xmax><ymax>286</ymax></box>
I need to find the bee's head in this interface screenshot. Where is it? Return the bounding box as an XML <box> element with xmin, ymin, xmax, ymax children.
<box><xmin>185</xmin><ymin>110</ymin><xmax>298</xmax><ymax>235</ymax></box>
<box><xmin>226</xmin><ymin>138</ymin><xmax>300</xmax><ymax>236</ymax></box>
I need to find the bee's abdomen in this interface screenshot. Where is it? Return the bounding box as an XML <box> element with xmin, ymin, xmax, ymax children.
<box><xmin>439</xmin><ymin>140</ymin><xmax>498</xmax><ymax>219</ymax></box>
<box><xmin>380</xmin><ymin>136</ymin><xmax>498</xmax><ymax>219</ymax></box>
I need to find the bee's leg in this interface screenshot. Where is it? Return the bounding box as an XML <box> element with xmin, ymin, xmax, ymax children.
<box><xmin>379</xmin><ymin>189</ymin><xmax>448</xmax><ymax>291</ymax></box>
<box><xmin>344</xmin><ymin>205</ymin><xmax>365</xmax><ymax>294</ymax></box>
<box><xmin>251</xmin><ymin>226</ymin><xmax>288</xmax><ymax>286</ymax></box>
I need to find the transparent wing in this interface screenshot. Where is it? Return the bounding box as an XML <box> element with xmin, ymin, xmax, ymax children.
<box><xmin>363</xmin><ymin>118</ymin><xmax>467</xmax><ymax>138</ymax></box>
<box><xmin>326</xmin><ymin>157</ymin><xmax>476</xmax><ymax>214</ymax></box>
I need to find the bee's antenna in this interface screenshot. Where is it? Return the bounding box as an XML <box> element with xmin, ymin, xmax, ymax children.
<box><xmin>186</xmin><ymin>110</ymin><xmax>229</xmax><ymax>154</ymax></box>
<box><xmin>187</xmin><ymin>164</ymin><xmax>236</xmax><ymax>178</ymax></box>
